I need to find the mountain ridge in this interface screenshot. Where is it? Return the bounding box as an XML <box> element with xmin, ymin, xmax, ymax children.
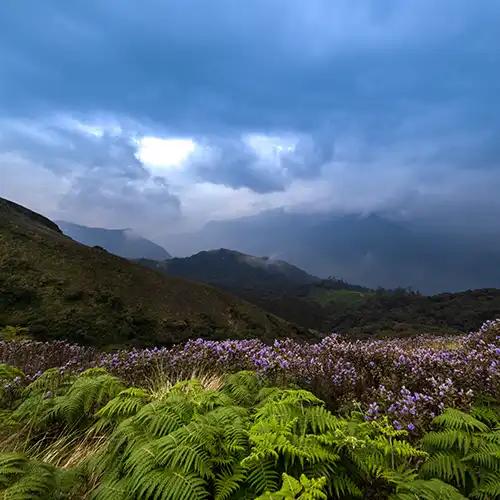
<box><xmin>0</xmin><ymin>197</ymin><xmax>312</xmax><ymax>346</ymax></box>
<box><xmin>165</xmin><ymin>210</ymin><xmax>500</xmax><ymax>294</ymax></box>
<box><xmin>138</xmin><ymin>248</ymin><xmax>320</xmax><ymax>293</ymax></box>
<box><xmin>57</xmin><ymin>220</ymin><xmax>171</xmax><ymax>261</ymax></box>
<box><xmin>135</xmin><ymin>245</ymin><xmax>500</xmax><ymax>337</ymax></box>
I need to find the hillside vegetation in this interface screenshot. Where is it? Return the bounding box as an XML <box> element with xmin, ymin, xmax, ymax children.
<box><xmin>0</xmin><ymin>198</ymin><xmax>309</xmax><ymax>347</ymax></box>
<box><xmin>248</xmin><ymin>284</ymin><xmax>500</xmax><ymax>337</ymax></box>
<box><xmin>136</xmin><ymin>249</ymin><xmax>500</xmax><ymax>336</ymax></box>
<box><xmin>0</xmin><ymin>297</ymin><xmax>498</xmax><ymax>499</ymax></box>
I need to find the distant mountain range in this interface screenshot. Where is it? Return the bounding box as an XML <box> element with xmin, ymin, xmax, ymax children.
<box><xmin>57</xmin><ymin>221</ymin><xmax>171</xmax><ymax>261</ymax></box>
<box><xmin>3</xmin><ymin>200</ymin><xmax>500</xmax><ymax>342</ymax></box>
<box><xmin>0</xmin><ymin>198</ymin><xmax>309</xmax><ymax>346</ymax></box>
<box><xmin>166</xmin><ymin>210</ymin><xmax>500</xmax><ymax>294</ymax></box>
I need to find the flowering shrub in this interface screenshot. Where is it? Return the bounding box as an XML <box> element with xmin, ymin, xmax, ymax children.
<box><xmin>1</xmin><ymin>320</ymin><xmax>498</xmax><ymax>432</ymax></box>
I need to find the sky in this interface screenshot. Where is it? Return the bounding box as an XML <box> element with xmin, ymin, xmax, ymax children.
<box><xmin>1</xmin><ymin>0</ymin><xmax>500</xmax><ymax>245</ymax></box>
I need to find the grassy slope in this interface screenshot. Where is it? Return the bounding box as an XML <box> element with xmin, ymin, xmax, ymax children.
<box><xmin>0</xmin><ymin>198</ymin><xmax>310</xmax><ymax>346</ymax></box>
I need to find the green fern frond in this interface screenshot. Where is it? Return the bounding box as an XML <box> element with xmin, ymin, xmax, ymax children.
<box><xmin>154</xmin><ymin>437</ymin><xmax>213</xmax><ymax>478</ymax></box>
<box><xmin>256</xmin><ymin>473</ymin><xmax>328</xmax><ymax>500</ymax></box>
<box><xmin>90</xmin><ymin>476</ymin><xmax>130</xmax><ymax>500</ymax></box>
<box><xmin>133</xmin><ymin>399</ymin><xmax>191</xmax><ymax>438</ymax></box>
<box><xmin>469</xmin><ymin>471</ymin><xmax>500</xmax><ymax>499</ymax></box>
<box><xmin>327</xmin><ymin>471</ymin><xmax>363</xmax><ymax>498</ymax></box>
<box><xmin>464</xmin><ymin>442</ymin><xmax>500</xmax><ymax>471</ymax></box>
<box><xmin>419</xmin><ymin>451</ymin><xmax>468</xmax><ymax>488</ymax></box>
<box><xmin>421</xmin><ymin>430</ymin><xmax>472</xmax><ymax>454</ymax></box>
<box><xmin>0</xmin><ymin>453</ymin><xmax>28</xmax><ymax>487</ymax></box>
<box><xmin>0</xmin><ymin>453</ymin><xmax>77</xmax><ymax>500</ymax></box>
<box><xmin>389</xmin><ymin>477</ymin><xmax>466</xmax><ymax>500</ymax></box>
<box><xmin>128</xmin><ymin>469</ymin><xmax>209</xmax><ymax>500</ymax></box>
<box><xmin>470</xmin><ymin>405</ymin><xmax>500</xmax><ymax>427</ymax></box>
<box><xmin>23</xmin><ymin>368</ymin><xmax>70</xmax><ymax>397</ymax></box>
<box><xmin>433</xmin><ymin>409</ymin><xmax>489</xmax><ymax>433</ymax></box>
<box><xmin>50</xmin><ymin>371</ymin><xmax>124</xmax><ymax>426</ymax></box>
<box><xmin>246</xmin><ymin>459</ymin><xmax>280</xmax><ymax>494</ymax></box>
<box><xmin>93</xmin><ymin>387</ymin><xmax>150</xmax><ymax>432</ymax></box>
<box><xmin>222</xmin><ymin>371</ymin><xmax>262</xmax><ymax>407</ymax></box>
<box><xmin>214</xmin><ymin>464</ymin><xmax>247</xmax><ymax>500</ymax></box>
<box><xmin>0</xmin><ymin>365</ymin><xmax>24</xmax><ymax>381</ymax></box>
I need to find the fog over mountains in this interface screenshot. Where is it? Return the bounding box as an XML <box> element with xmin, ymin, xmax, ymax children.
<box><xmin>166</xmin><ymin>210</ymin><xmax>500</xmax><ymax>294</ymax></box>
<box><xmin>56</xmin><ymin>210</ymin><xmax>500</xmax><ymax>294</ymax></box>
<box><xmin>57</xmin><ymin>221</ymin><xmax>171</xmax><ymax>261</ymax></box>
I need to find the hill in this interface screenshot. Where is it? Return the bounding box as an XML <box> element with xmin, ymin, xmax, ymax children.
<box><xmin>136</xmin><ymin>248</ymin><xmax>500</xmax><ymax>336</ymax></box>
<box><xmin>243</xmin><ymin>283</ymin><xmax>500</xmax><ymax>337</ymax></box>
<box><xmin>57</xmin><ymin>221</ymin><xmax>171</xmax><ymax>260</ymax></box>
<box><xmin>0</xmin><ymin>197</ymin><xmax>310</xmax><ymax>346</ymax></box>
<box><xmin>167</xmin><ymin>210</ymin><xmax>500</xmax><ymax>294</ymax></box>
<box><xmin>138</xmin><ymin>248</ymin><xmax>319</xmax><ymax>293</ymax></box>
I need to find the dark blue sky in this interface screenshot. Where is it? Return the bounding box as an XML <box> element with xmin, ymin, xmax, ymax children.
<box><xmin>1</xmin><ymin>0</ymin><xmax>499</xmax><ymax>242</ymax></box>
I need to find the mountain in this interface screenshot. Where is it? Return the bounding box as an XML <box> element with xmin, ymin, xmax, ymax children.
<box><xmin>138</xmin><ymin>246</ymin><xmax>500</xmax><ymax>336</ymax></box>
<box><xmin>0</xmin><ymin>197</ymin><xmax>311</xmax><ymax>346</ymax></box>
<box><xmin>166</xmin><ymin>210</ymin><xmax>500</xmax><ymax>294</ymax></box>
<box><xmin>57</xmin><ymin>221</ymin><xmax>171</xmax><ymax>260</ymax></box>
<box><xmin>138</xmin><ymin>249</ymin><xmax>319</xmax><ymax>293</ymax></box>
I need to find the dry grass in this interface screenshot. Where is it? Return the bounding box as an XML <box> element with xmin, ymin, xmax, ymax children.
<box><xmin>146</xmin><ymin>360</ymin><xmax>224</xmax><ymax>399</ymax></box>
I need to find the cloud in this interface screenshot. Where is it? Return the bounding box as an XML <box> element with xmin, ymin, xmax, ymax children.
<box><xmin>185</xmin><ymin>133</ymin><xmax>334</xmax><ymax>193</ymax></box>
<box><xmin>136</xmin><ymin>137</ymin><xmax>196</xmax><ymax>173</ymax></box>
<box><xmin>0</xmin><ymin>0</ymin><xmax>499</xmax><ymax>241</ymax></box>
<box><xmin>0</xmin><ymin>118</ymin><xmax>180</xmax><ymax>238</ymax></box>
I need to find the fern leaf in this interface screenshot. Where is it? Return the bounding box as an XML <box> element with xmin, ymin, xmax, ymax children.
<box><xmin>419</xmin><ymin>452</ymin><xmax>468</xmax><ymax>488</ymax></box>
<box><xmin>433</xmin><ymin>409</ymin><xmax>489</xmax><ymax>433</ymax></box>
<box><xmin>246</xmin><ymin>459</ymin><xmax>280</xmax><ymax>495</ymax></box>
<box><xmin>214</xmin><ymin>464</ymin><xmax>247</xmax><ymax>500</ymax></box>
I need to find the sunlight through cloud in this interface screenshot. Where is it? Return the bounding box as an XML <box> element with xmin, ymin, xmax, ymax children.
<box><xmin>136</xmin><ymin>136</ymin><xmax>196</xmax><ymax>173</ymax></box>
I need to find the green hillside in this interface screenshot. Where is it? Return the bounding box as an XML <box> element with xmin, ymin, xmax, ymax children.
<box><xmin>137</xmin><ymin>248</ymin><xmax>500</xmax><ymax>337</ymax></box>
<box><xmin>0</xmin><ymin>198</ymin><xmax>311</xmax><ymax>346</ymax></box>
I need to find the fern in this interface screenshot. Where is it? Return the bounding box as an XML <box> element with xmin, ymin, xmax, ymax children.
<box><xmin>222</xmin><ymin>371</ymin><xmax>262</xmax><ymax>407</ymax></box>
<box><xmin>213</xmin><ymin>463</ymin><xmax>247</xmax><ymax>500</ymax></box>
<box><xmin>0</xmin><ymin>365</ymin><xmax>24</xmax><ymax>409</ymax></box>
<box><xmin>246</xmin><ymin>459</ymin><xmax>281</xmax><ymax>494</ymax></box>
<box><xmin>386</xmin><ymin>470</ymin><xmax>466</xmax><ymax>500</ymax></box>
<box><xmin>0</xmin><ymin>452</ymin><xmax>79</xmax><ymax>499</ymax></box>
<box><xmin>23</xmin><ymin>368</ymin><xmax>70</xmax><ymax>397</ymax></box>
<box><xmin>419</xmin><ymin>406</ymin><xmax>500</xmax><ymax>498</ymax></box>
<box><xmin>93</xmin><ymin>387</ymin><xmax>150</xmax><ymax>432</ymax></box>
<box><xmin>256</xmin><ymin>473</ymin><xmax>328</xmax><ymax>499</ymax></box>
<box><xmin>432</xmin><ymin>408</ymin><xmax>489</xmax><ymax>433</ymax></box>
<box><xmin>0</xmin><ymin>365</ymin><xmax>23</xmax><ymax>383</ymax></box>
<box><xmin>50</xmin><ymin>369</ymin><xmax>124</xmax><ymax>426</ymax></box>
<box><xmin>3</xmin><ymin>368</ymin><xmax>498</xmax><ymax>500</ymax></box>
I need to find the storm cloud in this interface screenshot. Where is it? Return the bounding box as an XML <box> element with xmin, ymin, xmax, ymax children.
<box><xmin>1</xmin><ymin>0</ymin><xmax>500</xmax><ymax>242</ymax></box>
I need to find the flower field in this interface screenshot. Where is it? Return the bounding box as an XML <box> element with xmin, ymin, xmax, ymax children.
<box><xmin>0</xmin><ymin>320</ymin><xmax>499</xmax><ymax>499</ymax></box>
<box><xmin>2</xmin><ymin>320</ymin><xmax>499</xmax><ymax>434</ymax></box>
